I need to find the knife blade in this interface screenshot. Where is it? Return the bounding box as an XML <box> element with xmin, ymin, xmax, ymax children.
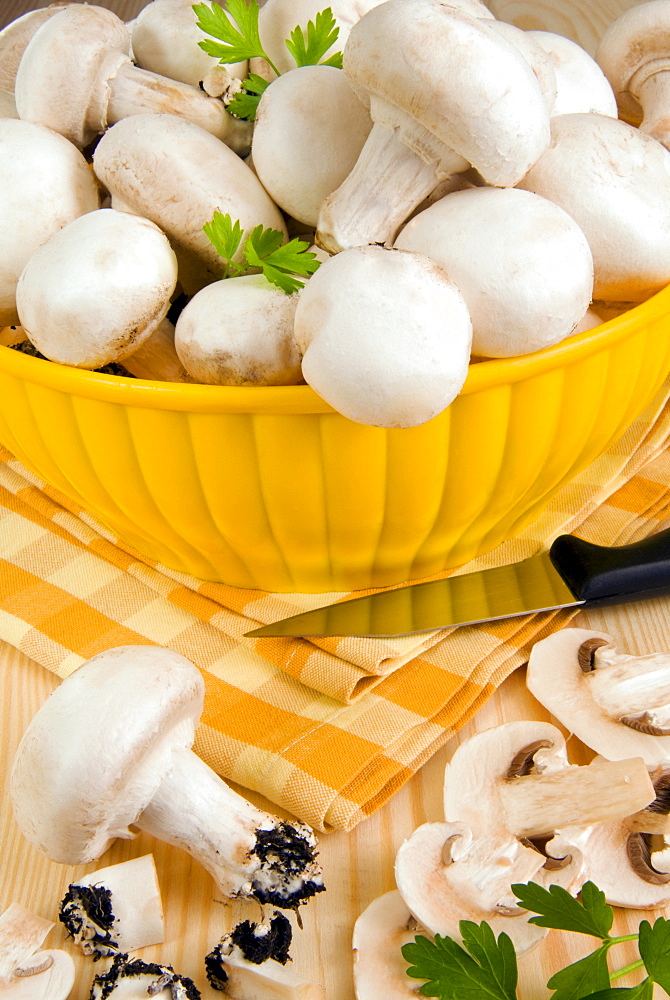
<box><xmin>244</xmin><ymin>528</ymin><xmax>670</xmax><ymax>637</ymax></box>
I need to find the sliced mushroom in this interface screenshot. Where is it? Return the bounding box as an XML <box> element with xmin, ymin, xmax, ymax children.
<box><xmin>526</xmin><ymin>628</ymin><xmax>670</xmax><ymax>765</ymax></box>
<box><xmin>580</xmin><ymin>766</ymin><xmax>670</xmax><ymax>908</ymax></box>
<box><xmin>0</xmin><ymin>904</ymin><xmax>75</xmax><ymax>1000</ymax></box>
<box><xmin>352</xmin><ymin>890</ymin><xmax>424</xmax><ymax>1000</ymax></box>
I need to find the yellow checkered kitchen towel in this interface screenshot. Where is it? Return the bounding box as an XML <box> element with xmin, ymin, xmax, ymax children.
<box><xmin>2</xmin><ymin>374</ymin><xmax>670</xmax><ymax>830</ymax></box>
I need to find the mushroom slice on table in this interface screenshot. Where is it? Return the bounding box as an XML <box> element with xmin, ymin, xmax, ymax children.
<box><xmin>580</xmin><ymin>767</ymin><xmax>670</xmax><ymax>908</ymax></box>
<box><xmin>92</xmin><ymin>113</ymin><xmax>287</xmax><ymax>295</ymax></box>
<box><xmin>10</xmin><ymin>645</ymin><xmax>325</xmax><ymax>911</ymax></box>
<box><xmin>293</xmin><ymin>245</ymin><xmax>472</xmax><ymax>428</ymax></box>
<box><xmin>0</xmin><ymin>118</ymin><xmax>100</xmax><ymax>327</ymax></box>
<box><xmin>16</xmin><ymin>209</ymin><xmax>179</xmax><ymax>370</ymax></box>
<box><xmin>394</xmin><ymin>185</ymin><xmax>594</xmax><ymax>358</ymax></box>
<box><xmin>316</xmin><ymin>0</ymin><xmax>550</xmax><ymax>252</ymax></box>
<box><xmin>526</xmin><ymin>627</ymin><xmax>670</xmax><ymax>765</ymax></box>
<box><xmin>595</xmin><ymin>0</ymin><xmax>670</xmax><ymax>148</ymax></box>
<box><xmin>391</xmin><ymin>720</ymin><xmax>657</xmax><ymax>949</ymax></box>
<box><xmin>517</xmin><ymin>111</ymin><xmax>670</xmax><ymax>303</ymax></box>
<box><xmin>352</xmin><ymin>890</ymin><xmax>424</xmax><ymax>1000</ymax></box>
<box><xmin>0</xmin><ymin>904</ymin><xmax>75</xmax><ymax>1000</ymax></box>
<box><xmin>59</xmin><ymin>854</ymin><xmax>164</xmax><ymax>958</ymax></box>
<box><xmin>14</xmin><ymin>3</ymin><xmax>250</xmax><ymax>154</ymax></box>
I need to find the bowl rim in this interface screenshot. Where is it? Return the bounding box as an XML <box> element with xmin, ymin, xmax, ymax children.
<box><xmin>0</xmin><ymin>285</ymin><xmax>667</xmax><ymax>415</ymax></box>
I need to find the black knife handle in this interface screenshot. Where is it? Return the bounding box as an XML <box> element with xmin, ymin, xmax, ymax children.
<box><xmin>549</xmin><ymin>527</ymin><xmax>670</xmax><ymax>602</ymax></box>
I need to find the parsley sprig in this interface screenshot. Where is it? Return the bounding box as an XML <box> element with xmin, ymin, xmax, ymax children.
<box><xmin>193</xmin><ymin>0</ymin><xmax>344</xmax><ymax>119</ymax></box>
<box><xmin>401</xmin><ymin>881</ymin><xmax>670</xmax><ymax>1000</ymax></box>
<box><xmin>203</xmin><ymin>210</ymin><xmax>320</xmax><ymax>294</ymax></box>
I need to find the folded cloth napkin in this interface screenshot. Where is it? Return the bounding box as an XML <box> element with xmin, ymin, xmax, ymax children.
<box><xmin>2</xmin><ymin>374</ymin><xmax>670</xmax><ymax>830</ymax></box>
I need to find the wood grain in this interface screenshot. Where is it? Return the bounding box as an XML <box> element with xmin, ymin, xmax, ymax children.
<box><xmin>0</xmin><ymin>1</ymin><xmax>665</xmax><ymax>998</ymax></box>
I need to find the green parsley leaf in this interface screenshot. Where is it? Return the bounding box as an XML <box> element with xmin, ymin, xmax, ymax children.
<box><xmin>285</xmin><ymin>7</ymin><xmax>343</xmax><ymax>68</ymax></box>
<box><xmin>245</xmin><ymin>228</ymin><xmax>321</xmax><ymax>294</ymax></box>
<box><xmin>638</xmin><ymin>917</ymin><xmax>670</xmax><ymax>992</ymax></box>
<box><xmin>511</xmin><ymin>881</ymin><xmax>614</xmax><ymax>939</ymax></box>
<box><xmin>194</xmin><ymin>0</ymin><xmax>280</xmax><ymax>74</ymax></box>
<box><xmin>202</xmin><ymin>211</ymin><xmax>245</xmax><ymax>278</ymax></box>
<box><xmin>577</xmin><ymin>983</ymin><xmax>654</xmax><ymax>1000</ymax></box>
<box><xmin>226</xmin><ymin>73</ymin><xmax>269</xmax><ymax>120</ymax></box>
<box><xmin>546</xmin><ymin>946</ymin><xmax>612</xmax><ymax>1000</ymax></box>
<box><xmin>401</xmin><ymin>924</ymin><xmax>517</xmax><ymax>1000</ymax></box>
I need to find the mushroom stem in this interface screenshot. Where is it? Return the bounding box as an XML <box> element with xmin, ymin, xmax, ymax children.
<box><xmin>500</xmin><ymin>757</ymin><xmax>654</xmax><ymax>838</ymax></box>
<box><xmin>630</xmin><ymin>62</ymin><xmax>670</xmax><ymax>148</ymax></box>
<box><xmin>586</xmin><ymin>647</ymin><xmax>670</xmax><ymax>723</ymax></box>
<box><xmin>106</xmin><ymin>61</ymin><xmax>252</xmax><ymax>154</ymax></box>
<box><xmin>134</xmin><ymin>747</ymin><xmax>324</xmax><ymax>909</ymax></box>
<box><xmin>316</xmin><ymin>118</ymin><xmax>467</xmax><ymax>253</ymax></box>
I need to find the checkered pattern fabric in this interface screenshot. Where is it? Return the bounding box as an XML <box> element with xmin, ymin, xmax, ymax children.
<box><xmin>2</xmin><ymin>376</ymin><xmax>670</xmax><ymax>830</ymax></box>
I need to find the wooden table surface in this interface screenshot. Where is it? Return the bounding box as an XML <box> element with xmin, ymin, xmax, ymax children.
<box><xmin>1</xmin><ymin>0</ymin><xmax>667</xmax><ymax>998</ymax></box>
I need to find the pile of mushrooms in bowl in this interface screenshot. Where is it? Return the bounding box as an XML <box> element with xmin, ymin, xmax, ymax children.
<box><xmin>2</xmin><ymin>0</ymin><xmax>670</xmax><ymax>592</ymax></box>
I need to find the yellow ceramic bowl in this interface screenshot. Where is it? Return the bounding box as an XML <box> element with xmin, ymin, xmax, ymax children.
<box><xmin>1</xmin><ymin>289</ymin><xmax>670</xmax><ymax>592</ymax></box>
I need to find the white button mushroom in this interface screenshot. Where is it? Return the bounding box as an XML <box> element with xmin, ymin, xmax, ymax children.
<box><xmin>394</xmin><ymin>186</ymin><xmax>594</xmax><ymax>358</ymax></box>
<box><xmin>130</xmin><ymin>0</ymin><xmax>248</xmax><ymax>91</ymax></box>
<box><xmin>14</xmin><ymin>4</ymin><xmax>251</xmax><ymax>153</ymax></box>
<box><xmin>0</xmin><ymin>5</ymin><xmax>72</xmax><ymax>94</ymax></box>
<box><xmin>251</xmin><ymin>64</ymin><xmax>373</xmax><ymax>227</ymax></box>
<box><xmin>0</xmin><ymin>118</ymin><xmax>100</xmax><ymax>327</ymax></box>
<box><xmin>294</xmin><ymin>245</ymin><xmax>473</xmax><ymax>428</ymax></box>
<box><xmin>175</xmin><ymin>274</ymin><xmax>303</xmax><ymax>386</ymax></box>
<box><xmin>352</xmin><ymin>891</ymin><xmax>423</xmax><ymax>1000</ymax></box>
<box><xmin>0</xmin><ymin>904</ymin><xmax>75</xmax><ymax>1000</ymax></box>
<box><xmin>16</xmin><ymin>209</ymin><xmax>179</xmax><ymax>370</ymax></box>
<box><xmin>10</xmin><ymin>645</ymin><xmax>325</xmax><ymax>910</ymax></box>
<box><xmin>92</xmin><ymin>113</ymin><xmax>287</xmax><ymax>295</ymax></box>
<box><xmin>316</xmin><ymin>0</ymin><xmax>550</xmax><ymax>252</ymax></box>
<box><xmin>528</xmin><ymin>30</ymin><xmax>618</xmax><ymax>117</ymax></box>
<box><xmin>595</xmin><ymin>0</ymin><xmax>670</xmax><ymax>149</ymax></box>
<box><xmin>517</xmin><ymin>111</ymin><xmax>670</xmax><ymax>302</ymax></box>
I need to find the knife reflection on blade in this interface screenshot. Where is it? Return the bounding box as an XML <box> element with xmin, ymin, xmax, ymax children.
<box><xmin>244</xmin><ymin>528</ymin><xmax>670</xmax><ymax>638</ymax></box>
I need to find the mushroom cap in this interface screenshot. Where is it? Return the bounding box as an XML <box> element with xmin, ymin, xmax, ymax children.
<box><xmin>92</xmin><ymin>113</ymin><xmax>287</xmax><ymax>294</ymax></box>
<box><xmin>14</xmin><ymin>4</ymin><xmax>132</xmax><ymax>149</ymax></box>
<box><xmin>594</xmin><ymin>0</ymin><xmax>670</xmax><ymax>123</ymax></box>
<box><xmin>352</xmin><ymin>890</ymin><xmax>423</xmax><ymax>1000</ymax></box>
<box><xmin>394</xmin><ymin>186</ymin><xmax>594</xmax><ymax>358</ymax></box>
<box><xmin>0</xmin><ymin>4</ymin><xmax>73</xmax><ymax>93</ymax></box>
<box><xmin>342</xmin><ymin>0</ymin><xmax>550</xmax><ymax>187</ymax></box>
<box><xmin>528</xmin><ymin>30</ymin><xmax>618</xmax><ymax>117</ymax></box>
<box><xmin>487</xmin><ymin>21</ymin><xmax>558</xmax><ymax>113</ymax></box>
<box><xmin>517</xmin><ymin>111</ymin><xmax>670</xmax><ymax>302</ymax></box>
<box><xmin>0</xmin><ymin>118</ymin><xmax>100</xmax><ymax>327</ymax></box>
<box><xmin>294</xmin><ymin>245</ymin><xmax>473</xmax><ymax>428</ymax></box>
<box><xmin>251</xmin><ymin>65</ymin><xmax>372</xmax><ymax>226</ymax></box>
<box><xmin>131</xmin><ymin>0</ymin><xmax>247</xmax><ymax>88</ymax></box>
<box><xmin>174</xmin><ymin>274</ymin><xmax>303</xmax><ymax>386</ymax></box>
<box><xmin>10</xmin><ymin>645</ymin><xmax>204</xmax><ymax>865</ymax></box>
<box><xmin>526</xmin><ymin>627</ymin><xmax>670</xmax><ymax>766</ymax></box>
<box><xmin>258</xmin><ymin>0</ymin><xmax>387</xmax><ymax>76</ymax></box>
<box><xmin>16</xmin><ymin>208</ymin><xmax>178</xmax><ymax>369</ymax></box>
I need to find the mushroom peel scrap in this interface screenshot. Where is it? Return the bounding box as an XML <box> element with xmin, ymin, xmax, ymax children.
<box><xmin>526</xmin><ymin>628</ymin><xmax>670</xmax><ymax>765</ymax></box>
<box><xmin>316</xmin><ymin>0</ymin><xmax>550</xmax><ymax>253</ymax></box>
<box><xmin>10</xmin><ymin>646</ymin><xmax>325</xmax><ymax>910</ymax></box>
<box><xmin>394</xmin><ymin>721</ymin><xmax>655</xmax><ymax>951</ymax></box>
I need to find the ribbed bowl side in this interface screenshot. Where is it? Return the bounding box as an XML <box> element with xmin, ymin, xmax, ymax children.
<box><xmin>0</xmin><ymin>296</ymin><xmax>669</xmax><ymax>591</ymax></box>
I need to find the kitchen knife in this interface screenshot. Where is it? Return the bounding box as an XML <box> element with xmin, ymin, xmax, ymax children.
<box><xmin>244</xmin><ymin>528</ymin><xmax>670</xmax><ymax>637</ymax></box>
